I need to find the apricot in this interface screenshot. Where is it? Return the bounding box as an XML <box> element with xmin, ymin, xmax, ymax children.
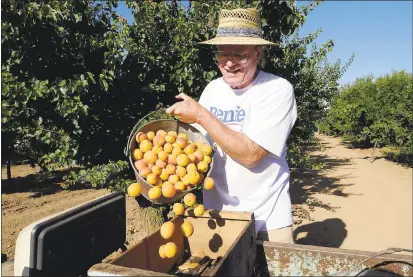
<box><xmin>135</xmin><ymin>132</ymin><xmax>147</xmax><ymax>143</ymax></box>
<box><xmin>168</xmin><ymin>131</ymin><xmax>178</xmax><ymax>137</ymax></box>
<box><xmin>204</xmin><ymin>176</ymin><xmax>214</xmax><ymax>190</ymax></box>
<box><xmin>200</xmin><ymin>144</ymin><xmax>212</xmax><ymax>156</ymax></box>
<box><xmin>139</xmin><ymin>167</ymin><xmax>152</xmax><ymax>178</ymax></box>
<box><xmin>147</xmin><ymin>163</ymin><xmax>154</xmax><ymax>169</ymax></box>
<box><xmin>127</xmin><ymin>183</ymin><xmax>142</xmax><ymax>197</ymax></box>
<box><xmin>148</xmin><ymin>186</ymin><xmax>161</xmax><ymax>200</ymax></box>
<box><xmin>181</xmin><ymin>221</ymin><xmax>194</xmax><ymax>237</ymax></box>
<box><xmin>193</xmin><ymin>150</ymin><xmax>204</xmax><ymax>162</ymax></box>
<box><xmin>151</xmin><ymin>165</ymin><xmax>162</xmax><ymax>176</ymax></box>
<box><xmin>168</xmin><ymin>174</ymin><xmax>180</xmax><ymax>184</ymax></box>
<box><xmin>158</xmin><ymin>151</ymin><xmax>168</xmax><ymax>162</ymax></box>
<box><xmin>164</xmin><ymin>242</ymin><xmax>177</xmax><ymax>258</ymax></box>
<box><xmin>165</xmin><ymin>164</ymin><xmax>176</xmax><ymax>175</ymax></box>
<box><xmin>152</xmin><ymin>144</ymin><xmax>163</xmax><ymax>154</ymax></box>
<box><xmin>175</xmin><ymin>166</ymin><xmax>186</xmax><ymax>178</ymax></box>
<box><xmin>197</xmin><ymin>161</ymin><xmax>209</xmax><ymax>173</ymax></box>
<box><xmin>167</xmin><ymin>154</ymin><xmax>177</xmax><ymax>165</ymax></box>
<box><xmin>160</xmin><ymin>221</ymin><xmax>175</xmax><ymax>239</ymax></box>
<box><xmin>159</xmin><ymin>169</ymin><xmax>170</xmax><ymax>181</ymax></box>
<box><xmin>177</xmin><ymin>133</ymin><xmax>188</xmax><ymax>140</ymax></box>
<box><xmin>173</xmin><ymin>203</ymin><xmax>185</xmax><ymax>216</ymax></box>
<box><xmin>184</xmin><ymin>144</ymin><xmax>196</xmax><ymax>155</ymax></box>
<box><xmin>153</xmin><ymin>135</ymin><xmax>166</xmax><ymax>146</ymax></box>
<box><xmin>186</xmin><ymin>163</ymin><xmax>197</xmax><ymax>173</ymax></box>
<box><xmin>162</xmin><ymin>182</ymin><xmax>176</xmax><ymax>198</ymax></box>
<box><xmin>182</xmin><ymin>174</ymin><xmax>191</xmax><ymax>186</ymax></box>
<box><xmin>146</xmin><ymin>131</ymin><xmax>155</xmax><ymax>141</ymax></box>
<box><xmin>144</xmin><ymin>151</ymin><xmax>157</xmax><ymax>164</ymax></box>
<box><xmin>188</xmin><ymin>171</ymin><xmax>200</xmax><ymax>185</ymax></box>
<box><xmin>156</xmin><ymin>129</ymin><xmax>167</xmax><ymax>137</ymax></box>
<box><xmin>165</xmin><ymin>134</ymin><xmax>176</xmax><ymax>144</ymax></box>
<box><xmin>164</xmin><ymin>142</ymin><xmax>173</xmax><ymax>154</ymax></box>
<box><xmin>194</xmin><ymin>204</ymin><xmax>205</xmax><ymax>216</ymax></box>
<box><xmin>132</xmin><ymin>149</ymin><xmax>144</xmax><ymax>161</ymax></box>
<box><xmin>146</xmin><ymin>173</ymin><xmax>158</xmax><ymax>185</ymax></box>
<box><xmin>172</xmin><ymin>147</ymin><xmax>182</xmax><ymax>156</ymax></box>
<box><xmin>177</xmin><ymin>154</ymin><xmax>189</xmax><ymax>167</ymax></box>
<box><xmin>174</xmin><ymin>181</ymin><xmax>185</xmax><ymax>191</ymax></box>
<box><xmin>203</xmin><ymin>155</ymin><xmax>212</xmax><ymax>164</ymax></box>
<box><xmin>139</xmin><ymin>140</ymin><xmax>153</xmax><ymax>153</ymax></box>
<box><xmin>159</xmin><ymin>245</ymin><xmax>166</xmax><ymax>259</ymax></box>
<box><xmin>155</xmin><ymin>159</ymin><xmax>167</xmax><ymax>169</ymax></box>
<box><xmin>134</xmin><ymin>160</ymin><xmax>147</xmax><ymax>171</ymax></box>
<box><xmin>187</xmin><ymin>153</ymin><xmax>198</xmax><ymax>164</ymax></box>
<box><xmin>176</xmin><ymin>137</ymin><xmax>187</xmax><ymax>149</ymax></box>
<box><xmin>156</xmin><ymin>178</ymin><xmax>163</xmax><ymax>186</ymax></box>
<box><xmin>184</xmin><ymin>193</ymin><xmax>196</xmax><ymax>207</ymax></box>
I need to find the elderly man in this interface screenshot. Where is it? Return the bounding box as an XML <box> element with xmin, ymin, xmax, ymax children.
<box><xmin>166</xmin><ymin>8</ymin><xmax>297</xmax><ymax>243</ymax></box>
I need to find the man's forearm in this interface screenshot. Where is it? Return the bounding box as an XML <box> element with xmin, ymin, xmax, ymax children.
<box><xmin>197</xmin><ymin>107</ymin><xmax>265</xmax><ymax>168</ymax></box>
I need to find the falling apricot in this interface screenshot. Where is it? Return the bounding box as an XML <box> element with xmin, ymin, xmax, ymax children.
<box><xmin>184</xmin><ymin>193</ymin><xmax>196</xmax><ymax>207</ymax></box>
<box><xmin>194</xmin><ymin>204</ymin><xmax>205</xmax><ymax>216</ymax></box>
<box><xmin>159</xmin><ymin>245</ymin><xmax>166</xmax><ymax>259</ymax></box>
<box><xmin>204</xmin><ymin>177</ymin><xmax>214</xmax><ymax>190</ymax></box>
<box><xmin>160</xmin><ymin>221</ymin><xmax>175</xmax><ymax>239</ymax></box>
<box><xmin>181</xmin><ymin>221</ymin><xmax>194</xmax><ymax>237</ymax></box>
<box><xmin>164</xmin><ymin>242</ymin><xmax>177</xmax><ymax>258</ymax></box>
<box><xmin>127</xmin><ymin>183</ymin><xmax>142</xmax><ymax>197</ymax></box>
<box><xmin>173</xmin><ymin>203</ymin><xmax>185</xmax><ymax>215</ymax></box>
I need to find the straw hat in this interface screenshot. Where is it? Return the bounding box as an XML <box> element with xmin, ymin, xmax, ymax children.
<box><xmin>199</xmin><ymin>8</ymin><xmax>278</xmax><ymax>45</ymax></box>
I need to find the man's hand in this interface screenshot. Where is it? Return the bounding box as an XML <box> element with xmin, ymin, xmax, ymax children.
<box><xmin>166</xmin><ymin>93</ymin><xmax>205</xmax><ymax>124</ymax></box>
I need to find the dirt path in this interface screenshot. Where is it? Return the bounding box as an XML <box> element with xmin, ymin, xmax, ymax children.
<box><xmin>292</xmin><ymin>134</ymin><xmax>412</xmax><ymax>253</ymax></box>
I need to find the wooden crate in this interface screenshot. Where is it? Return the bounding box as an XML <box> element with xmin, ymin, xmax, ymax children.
<box><xmin>88</xmin><ymin>210</ymin><xmax>256</xmax><ymax>277</ymax></box>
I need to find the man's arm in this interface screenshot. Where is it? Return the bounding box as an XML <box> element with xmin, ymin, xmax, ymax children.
<box><xmin>166</xmin><ymin>93</ymin><xmax>267</xmax><ymax>169</ymax></box>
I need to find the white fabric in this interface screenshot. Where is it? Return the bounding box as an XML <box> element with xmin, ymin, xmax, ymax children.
<box><xmin>192</xmin><ymin>70</ymin><xmax>297</xmax><ymax>235</ymax></box>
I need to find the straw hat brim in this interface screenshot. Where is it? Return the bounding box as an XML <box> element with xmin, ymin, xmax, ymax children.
<box><xmin>198</xmin><ymin>36</ymin><xmax>278</xmax><ymax>46</ymax></box>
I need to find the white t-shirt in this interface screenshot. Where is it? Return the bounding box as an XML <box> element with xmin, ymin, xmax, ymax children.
<box><xmin>192</xmin><ymin>70</ymin><xmax>297</xmax><ymax>235</ymax></box>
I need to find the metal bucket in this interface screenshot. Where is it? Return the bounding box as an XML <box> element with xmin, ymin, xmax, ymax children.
<box><xmin>125</xmin><ymin>110</ymin><xmax>214</xmax><ymax>205</ymax></box>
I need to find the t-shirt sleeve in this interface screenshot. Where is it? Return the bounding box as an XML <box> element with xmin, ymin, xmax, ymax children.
<box><xmin>243</xmin><ymin>81</ymin><xmax>297</xmax><ymax>159</ymax></box>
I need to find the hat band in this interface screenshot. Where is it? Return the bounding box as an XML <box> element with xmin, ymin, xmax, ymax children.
<box><xmin>216</xmin><ymin>27</ymin><xmax>262</xmax><ymax>38</ymax></box>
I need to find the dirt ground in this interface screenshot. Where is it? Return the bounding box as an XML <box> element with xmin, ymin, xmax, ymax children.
<box><xmin>1</xmin><ymin>134</ymin><xmax>412</xmax><ymax>261</ymax></box>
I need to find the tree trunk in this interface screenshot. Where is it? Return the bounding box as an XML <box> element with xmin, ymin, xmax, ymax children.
<box><xmin>7</xmin><ymin>159</ymin><xmax>12</xmax><ymax>179</ymax></box>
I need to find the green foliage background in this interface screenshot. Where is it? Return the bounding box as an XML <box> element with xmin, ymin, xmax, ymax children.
<box><xmin>2</xmin><ymin>0</ymin><xmax>353</xmax><ymax>191</ymax></box>
<box><xmin>318</xmin><ymin>70</ymin><xmax>413</xmax><ymax>165</ymax></box>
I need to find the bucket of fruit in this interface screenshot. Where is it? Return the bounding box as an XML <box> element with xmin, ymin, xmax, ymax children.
<box><xmin>125</xmin><ymin>109</ymin><xmax>215</xmax><ymax>205</ymax></box>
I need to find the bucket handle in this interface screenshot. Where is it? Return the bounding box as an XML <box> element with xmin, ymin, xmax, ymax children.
<box><xmin>124</xmin><ymin>108</ymin><xmax>178</xmax><ymax>157</ymax></box>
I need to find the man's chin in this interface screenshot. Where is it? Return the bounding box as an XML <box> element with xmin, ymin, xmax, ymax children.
<box><xmin>222</xmin><ymin>77</ymin><xmax>242</xmax><ymax>88</ymax></box>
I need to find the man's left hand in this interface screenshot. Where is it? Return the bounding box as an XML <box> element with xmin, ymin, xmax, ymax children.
<box><xmin>166</xmin><ymin>93</ymin><xmax>204</xmax><ymax>124</ymax></box>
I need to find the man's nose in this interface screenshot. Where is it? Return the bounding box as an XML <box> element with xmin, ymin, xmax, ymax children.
<box><xmin>225</xmin><ymin>59</ymin><xmax>235</xmax><ymax>67</ymax></box>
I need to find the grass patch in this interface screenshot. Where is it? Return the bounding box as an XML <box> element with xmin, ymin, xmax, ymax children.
<box><xmin>380</xmin><ymin>146</ymin><xmax>413</xmax><ymax>167</ymax></box>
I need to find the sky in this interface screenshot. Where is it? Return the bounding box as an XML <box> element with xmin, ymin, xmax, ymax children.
<box><xmin>115</xmin><ymin>1</ymin><xmax>412</xmax><ymax>86</ymax></box>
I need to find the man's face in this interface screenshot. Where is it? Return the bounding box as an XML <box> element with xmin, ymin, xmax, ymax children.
<box><xmin>216</xmin><ymin>45</ymin><xmax>261</xmax><ymax>88</ymax></box>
